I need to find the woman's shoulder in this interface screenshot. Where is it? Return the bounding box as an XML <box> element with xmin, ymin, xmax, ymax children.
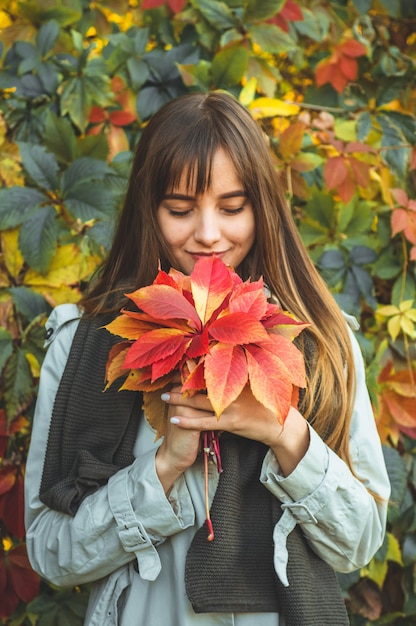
<box><xmin>44</xmin><ymin>303</ymin><xmax>83</xmax><ymax>347</ymax></box>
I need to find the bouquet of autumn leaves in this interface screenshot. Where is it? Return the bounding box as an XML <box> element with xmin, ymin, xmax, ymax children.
<box><xmin>104</xmin><ymin>255</ymin><xmax>309</xmax><ymax>539</ymax></box>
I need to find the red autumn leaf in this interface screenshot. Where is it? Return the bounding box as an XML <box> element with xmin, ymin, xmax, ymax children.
<box><xmin>315</xmin><ymin>40</ymin><xmax>366</xmax><ymax>93</ymax></box>
<box><xmin>0</xmin><ymin>466</ymin><xmax>16</xmax><ymax>496</ymax></box>
<box><xmin>349</xmin><ymin>156</ymin><xmax>370</xmax><ymax>187</ymax></box>
<box><xmin>109</xmin><ymin>110</ymin><xmax>137</xmax><ymax>126</ymax></box>
<box><xmin>142</xmin><ymin>0</ymin><xmax>185</xmax><ymax>12</ymax></box>
<box><xmin>105</xmin><ymin>314</ymin><xmax>159</xmax><ymax>340</ymax></box>
<box><xmin>0</xmin><ymin>544</ymin><xmax>40</xmax><ymax>618</ymax></box>
<box><xmin>191</xmin><ymin>255</ymin><xmax>234</xmax><ymax>324</ymax></box>
<box><xmin>324</xmin><ymin>156</ymin><xmax>349</xmax><ymax>189</ymax></box>
<box><xmin>150</xmin><ymin>339</ymin><xmax>191</xmax><ymax>381</ymax></box>
<box><xmin>182</xmin><ymin>359</ymin><xmax>206</xmax><ymax>393</ymax></box>
<box><xmin>204</xmin><ymin>343</ymin><xmax>248</xmax><ymax>417</ymax></box>
<box><xmin>339</xmin><ymin>55</ymin><xmax>358</xmax><ymax>81</ymax></box>
<box><xmin>245</xmin><ymin>344</ymin><xmax>293</xmax><ymax>422</ymax></box>
<box><xmin>341</xmin><ymin>39</ymin><xmax>367</xmax><ymax>57</ymax></box>
<box><xmin>259</xmin><ymin>334</ymin><xmax>306</xmax><ymax>388</ymax></box>
<box><xmin>0</xmin><ymin>472</ymin><xmax>25</xmax><ymax>539</ymax></box>
<box><xmin>89</xmin><ymin>105</ymin><xmax>106</xmax><ymax>124</ymax></box>
<box><xmin>6</xmin><ymin>544</ymin><xmax>40</xmax><ymax>603</ymax></box>
<box><xmin>315</xmin><ymin>59</ymin><xmax>337</xmax><ymax>88</ymax></box>
<box><xmin>127</xmin><ymin>284</ymin><xmax>201</xmax><ymax>329</ymax></box>
<box><xmin>123</xmin><ymin>328</ymin><xmax>191</xmax><ymax>369</ymax></box>
<box><xmin>209</xmin><ymin>312</ymin><xmax>269</xmax><ymax>344</ymax></box>
<box><xmin>278</xmin><ymin>123</ymin><xmax>306</xmax><ymax>160</ymax></box>
<box><xmin>228</xmin><ymin>279</ymin><xmax>268</xmax><ymax>318</ymax></box>
<box><xmin>268</xmin><ymin>0</ymin><xmax>303</xmax><ymax>32</ymax></box>
<box><xmin>106</xmin><ymin>256</ymin><xmax>309</xmax><ymax>426</ymax></box>
<box><xmin>337</xmin><ymin>178</ymin><xmax>356</xmax><ymax>204</ymax></box>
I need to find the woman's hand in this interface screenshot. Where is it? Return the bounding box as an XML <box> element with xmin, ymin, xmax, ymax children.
<box><xmin>155</xmin><ymin>385</ymin><xmax>214</xmax><ymax>493</ymax></box>
<box><xmin>161</xmin><ymin>385</ymin><xmax>310</xmax><ymax>476</ymax></box>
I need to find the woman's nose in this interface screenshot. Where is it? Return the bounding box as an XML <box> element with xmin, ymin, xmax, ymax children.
<box><xmin>194</xmin><ymin>213</ymin><xmax>221</xmax><ymax>246</ymax></box>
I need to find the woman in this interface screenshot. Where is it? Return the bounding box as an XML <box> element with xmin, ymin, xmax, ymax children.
<box><xmin>25</xmin><ymin>91</ymin><xmax>390</xmax><ymax>626</ymax></box>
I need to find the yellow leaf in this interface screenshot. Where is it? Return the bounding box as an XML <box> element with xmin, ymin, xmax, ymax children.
<box><xmin>378</xmin><ymin>305</ymin><xmax>399</xmax><ymax>317</ymax></box>
<box><xmin>405</xmin><ymin>309</ymin><xmax>416</xmax><ymax>322</ymax></box>
<box><xmin>248</xmin><ymin>97</ymin><xmax>300</xmax><ymax>119</ymax></box>
<box><xmin>239</xmin><ymin>77</ymin><xmax>257</xmax><ymax>106</ymax></box>
<box><xmin>334</xmin><ymin>119</ymin><xmax>357</xmax><ymax>142</ymax></box>
<box><xmin>25</xmin><ymin>352</ymin><xmax>40</xmax><ymax>378</ymax></box>
<box><xmin>401</xmin><ymin>315</ymin><xmax>415</xmax><ymax>337</ymax></box>
<box><xmin>361</xmin><ymin>557</ymin><xmax>388</xmax><ymax>588</ymax></box>
<box><xmin>1</xmin><ymin>229</ymin><xmax>24</xmax><ymax>279</ymax></box>
<box><xmin>0</xmin><ymin>10</ymin><xmax>12</xmax><ymax>28</ymax></box>
<box><xmin>387</xmin><ymin>315</ymin><xmax>401</xmax><ymax>341</ymax></box>
<box><xmin>386</xmin><ymin>532</ymin><xmax>403</xmax><ymax>565</ymax></box>
<box><xmin>24</xmin><ymin>244</ymin><xmax>101</xmax><ymax>305</ymax></box>
<box><xmin>398</xmin><ymin>299</ymin><xmax>414</xmax><ymax>312</ymax></box>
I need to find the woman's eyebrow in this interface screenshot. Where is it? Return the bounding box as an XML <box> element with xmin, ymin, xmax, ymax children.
<box><xmin>163</xmin><ymin>190</ymin><xmax>247</xmax><ymax>201</ymax></box>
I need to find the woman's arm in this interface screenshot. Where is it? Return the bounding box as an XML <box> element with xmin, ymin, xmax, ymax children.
<box><xmin>24</xmin><ymin>305</ymin><xmax>195</xmax><ymax>588</ymax></box>
<box><xmin>260</xmin><ymin>326</ymin><xmax>390</xmax><ymax>577</ymax></box>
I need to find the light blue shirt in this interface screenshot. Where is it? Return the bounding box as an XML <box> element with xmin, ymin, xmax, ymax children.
<box><xmin>25</xmin><ymin>304</ymin><xmax>390</xmax><ymax>626</ymax></box>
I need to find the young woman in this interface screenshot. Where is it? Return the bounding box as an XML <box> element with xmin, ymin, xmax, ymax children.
<box><xmin>25</xmin><ymin>91</ymin><xmax>390</xmax><ymax>626</ymax></box>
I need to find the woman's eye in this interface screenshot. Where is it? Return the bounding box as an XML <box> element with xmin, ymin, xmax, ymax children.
<box><xmin>222</xmin><ymin>206</ymin><xmax>244</xmax><ymax>215</ymax></box>
<box><xmin>168</xmin><ymin>208</ymin><xmax>192</xmax><ymax>217</ymax></box>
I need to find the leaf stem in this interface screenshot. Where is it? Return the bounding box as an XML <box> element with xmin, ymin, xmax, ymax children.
<box><xmin>203</xmin><ymin>431</ymin><xmax>215</xmax><ymax>541</ymax></box>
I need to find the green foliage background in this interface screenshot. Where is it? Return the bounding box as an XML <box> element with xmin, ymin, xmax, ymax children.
<box><xmin>0</xmin><ymin>0</ymin><xmax>415</xmax><ymax>624</ymax></box>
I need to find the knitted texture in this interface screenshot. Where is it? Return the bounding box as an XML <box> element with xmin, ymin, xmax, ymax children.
<box><xmin>185</xmin><ymin>434</ymin><xmax>350</xmax><ymax>625</ymax></box>
<box><xmin>39</xmin><ymin>316</ymin><xmax>142</xmax><ymax>515</ymax></box>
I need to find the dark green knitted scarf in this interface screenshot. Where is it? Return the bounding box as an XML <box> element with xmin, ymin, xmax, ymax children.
<box><xmin>40</xmin><ymin>316</ymin><xmax>349</xmax><ymax>625</ymax></box>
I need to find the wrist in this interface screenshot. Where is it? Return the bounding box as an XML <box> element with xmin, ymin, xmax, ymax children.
<box><xmin>269</xmin><ymin>408</ymin><xmax>310</xmax><ymax>476</ymax></box>
<box><xmin>155</xmin><ymin>446</ymin><xmax>184</xmax><ymax>494</ymax></box>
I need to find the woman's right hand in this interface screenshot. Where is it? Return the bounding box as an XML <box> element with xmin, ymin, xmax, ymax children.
<box><xmin>155</xmin><ymin>386</ymin><xmax>213</xmax><ymax>494</ymax></box>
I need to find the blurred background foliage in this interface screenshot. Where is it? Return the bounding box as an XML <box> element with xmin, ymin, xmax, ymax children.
<box><xmin>0</xmin><ymin>0</ymin><xmax>415</xmax><ymax>623</ymax></box>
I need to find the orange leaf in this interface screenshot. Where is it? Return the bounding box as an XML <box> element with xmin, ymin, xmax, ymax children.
<box><xmin>260</xmin><ymin>334</ymin><xmax>306</xmax><ymax>388</ymax></box>
<box><xmin>105</xmin><ymin>342</ymin><xmax>130</xmax><ymax>388</ymax></box>
<box><xmin>209</xmin><ymin>312</ymin><xmax>269</xmax><ymax>344</ymax></box>
<box><xmin>349</xmin><ymin>156</ymin><xmax>370</xmax><ymax>187</ymax></box>
<box><xmin>143</xmin><ymin>389</ymin><xmax>169</xmax><ymax>440</ymax></box>
<box><xmin>228</xmin><ymin>279</ymin><xmax>268</xmax><ymax>318</ymax></box>
<box><xmin>278</xmin><ymin>123</ymin><xmax>306</xmax><ymax>160</ymax></box>
<box><xmin>339</xmin><ymin>55</ymin><xmax>358</xmax><ymax>81</ymax></box>
<box><xmin>7</xmin><ymin>544</ymin><xmax>40</xmax><ymax>603</ymax></box>
<box><xmin>128</xmin><ymin>284</ymin><xmax>201</xmax><ymax>329</ymax></box>
<box><xmin>104</xmin><ymin>314</ymin><xmax>157</xmax><ymax>340</ymax></box>
<box><xmin>341</xmin><ymin>39</ymin><xmax>367</xmax><ymax>58</ymax></box>
<box><xmin>245</xmin><ymin>345</ymin><xmax>293</xmax><ymax>423</ymax></box>
<box><xmin>204</xmin><ymin>343</ymin><xmax>248</xmax><ymax>417</ymax></box>
<box><xmin>109</xmin><ymin>110</ymin><xmax>136</xmax><ymax>126</ymax></box>
<box><xmin>191</xmin><ymin>255</ymin><xmax>234</xmax><ymax>324</ymax></box>
<box><xmin>324</xmin><ymin>156</ymin><xmax>349</xmax><ymax>189</ymax></box>
<box><xmin>124</xmin><ymin>328</ymin><xmax>191</xmax><ymax>369</ymax></box>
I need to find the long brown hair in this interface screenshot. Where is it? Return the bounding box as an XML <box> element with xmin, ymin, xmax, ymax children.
<box><xmin>80</xmin><ymin>91</ymin><xmax>356</xmax><ymax>463</ymax></box>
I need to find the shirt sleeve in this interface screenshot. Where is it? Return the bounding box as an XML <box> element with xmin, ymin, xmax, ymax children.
<box><xmin>260</xmin><ymin>323</ymin><xmax>391</xmax><ymax>586</ymax></box>
<box><xmin>24</xmin><ymin>305</ymin><xmax>195</xmax><ymax>588</ymax></box>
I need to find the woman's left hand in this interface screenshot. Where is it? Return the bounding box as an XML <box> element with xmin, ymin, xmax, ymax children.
<box><xmin>162</xmin><ymin>385</ymin><xmax>310</xmax><ymax>475</ymax></box>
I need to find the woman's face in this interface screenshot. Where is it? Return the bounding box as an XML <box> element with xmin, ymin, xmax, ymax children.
<box><xmin>157</xmin><ymin>149</ymin><xmax>256</xmax><ymax>275</ymax></box>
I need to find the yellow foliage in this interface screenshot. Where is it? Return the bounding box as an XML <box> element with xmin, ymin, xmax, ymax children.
<box><xmin>25</xmin><ymin>352</ymin><xmax>41</xmax><ymax>378</ymax></box>
<box><xmin>248</xmin><ymin>97</ymin><xmax>300</xmax><ymax>119</ymax></box>
<box><xmin>1</xmin><ymin>228</ymin><xmax>24</xmax><ymax>279</ymax></box>
<box><xmin>0</xmin><ymin>113</ymin><xmax>24</xmax><ymax>187</ymax></box>
<box><xmin>239</xmin><ymin>77</ymin><xmax>257</xmax><ymax>106</ymax></box>
<box><xmin>24</xmin><ymin>243</ymin><xmax>101</xmax><ymax>306</ymax></box>
<box><xmin>362</xmin><ymin>533</ymin><xmax>403</xmax><ymax>588</ymax></box>
<box><xmin>378</xmin><ymin>300</ymin><xmax>416</xmax><ymax>342</ymax></box>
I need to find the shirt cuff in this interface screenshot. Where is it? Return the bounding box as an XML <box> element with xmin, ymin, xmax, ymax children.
<box><xmin>261</xmin><ymin>423</ymin><xmax>330</xmax><ymax>506</ymax></box>
<box><xmin>107</xmin><ymin>449</ymin><xmax>195</xmax><ymax>581</ymax></box>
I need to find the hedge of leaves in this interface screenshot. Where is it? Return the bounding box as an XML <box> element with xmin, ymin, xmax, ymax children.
<box><xmin>0</xmin><ymin>0</ymin><xmax>415</xmax><ymax>624</ymax></box>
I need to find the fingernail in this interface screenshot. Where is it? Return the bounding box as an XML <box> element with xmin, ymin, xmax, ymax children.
<box><xmin>170</xmin><ymin>417</ymin><xmax>180</xmax><ymax>424</ymax></box>
<box><xmin>161</xmin><ymin>393</ymin><xmax>170</xmax><ymax>401</ymax></box>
